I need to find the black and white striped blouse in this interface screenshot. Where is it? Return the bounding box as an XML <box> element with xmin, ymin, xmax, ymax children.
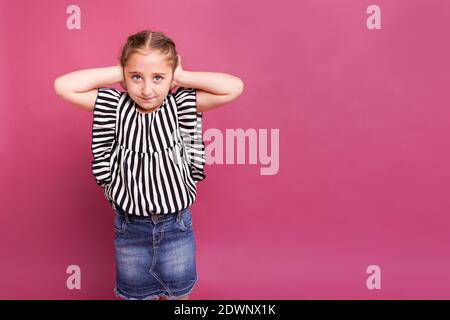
<box><xmin>91</xmin><ymin>87</ymin><xmax>206</xmax><ymax>215</ymax></box>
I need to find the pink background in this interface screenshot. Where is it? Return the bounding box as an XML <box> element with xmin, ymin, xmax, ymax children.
<box><xmin>1</xmin><ymin>0</ymin><xmax>450</xmax><ymax>299</ymax></box>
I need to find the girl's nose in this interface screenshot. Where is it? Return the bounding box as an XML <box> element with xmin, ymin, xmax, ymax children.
<box><xmin>142</xmin><ymin>82</ymin><xmax>153</xmax><ymax>96</ymax></box>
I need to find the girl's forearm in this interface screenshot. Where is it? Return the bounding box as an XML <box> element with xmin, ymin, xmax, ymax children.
<box><xmin>54</xmin><ymin>65</ymin><xmax>123</xmax><ymax>94</ymax></box>
<box><xmin>176</xmin><ymin>71</ymin><xmax>244</xmax><ymax>95</ymax></box>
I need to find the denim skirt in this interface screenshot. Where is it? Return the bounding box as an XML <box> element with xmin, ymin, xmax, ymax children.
<box><xmin>112</xmin><ymin>204</ymin><xmax>197</xmax><ymax>300</ymax></box>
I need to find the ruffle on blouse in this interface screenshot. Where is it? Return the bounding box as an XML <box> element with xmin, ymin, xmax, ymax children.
<box><xmin>91</xmin><ymin>87</ymin><xmax>122</xmax><ymax>188</ymax></box>
<box><xmin>174</xmin><ymin>87</ymin><xmax>206</xmax><ymax>183</ymax></box>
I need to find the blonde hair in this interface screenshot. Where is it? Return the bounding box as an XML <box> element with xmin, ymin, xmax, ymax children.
<box><xmin>119</xmin><ymin>29</ymin><xmax>178</xmax><ymax>72</ymax></box>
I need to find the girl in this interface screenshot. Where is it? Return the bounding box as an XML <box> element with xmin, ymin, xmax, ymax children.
<box><xmin>54</xmin><ymin>30</ymin><xmax>244</xmax><ymax>300</ymax></box>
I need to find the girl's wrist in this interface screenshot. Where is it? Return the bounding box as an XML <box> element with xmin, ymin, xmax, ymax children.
<box><xmin>116</xmin><ymin>65</ymin><xmax>126</xmax><ymax>89</ymax></box>
<box><xmin>116</xmin><ymin>65</ymin><xmax>124</xmax><ymax>82</ymax></box>
<box><xmin>174</xmin><ymin>70</ymin><xmax>189</xmax><ymax>88</ymax></box>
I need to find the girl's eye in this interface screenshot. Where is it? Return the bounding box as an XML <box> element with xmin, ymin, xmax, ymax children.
<box><xmin>131</xmin><ymin>75</ymin><xmax>163</xmax><ymax>81</ymax></box>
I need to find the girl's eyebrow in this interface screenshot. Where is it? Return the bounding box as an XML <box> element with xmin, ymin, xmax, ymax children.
<box><xmin>128</xmin><ymin>71</ymin><xmax>167</xmax><ymax>75</ymax></box>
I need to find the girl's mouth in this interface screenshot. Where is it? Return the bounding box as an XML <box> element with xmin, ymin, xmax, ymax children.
<box><xmin>141</xmin><ymin>97</ymin><xmax>155</xmax><ymax>102</ymax></box>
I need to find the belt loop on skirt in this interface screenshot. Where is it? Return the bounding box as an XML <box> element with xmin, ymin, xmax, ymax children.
<box><xmin>123</xmin><ymin>211</ymin><xmax>131</xmax><ymax>224</ymax></box>
<box><xmin>116</xmin><ymin>205</ymin><xmax>130</xmax><ymax>224</ymax></box>
<box><xmin>176</xmin><ymin>208</ymin><xmax>184</xmax><ymax>223</ymax></box>
<box><xmin>151</xmin><ymin>213</ymin><xmax>161</xmax><ymax>224</ymax></box>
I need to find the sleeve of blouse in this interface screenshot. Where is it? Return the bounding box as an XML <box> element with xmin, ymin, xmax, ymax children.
<box><xmin>91</xmin><ymin>87</ymin><xmax>122</xmax><ymax>188</ymax></box>
<box><xmin>174</xmin><ymin>87</ymin><xmax>206</xmax><ymax>184</ymax></box>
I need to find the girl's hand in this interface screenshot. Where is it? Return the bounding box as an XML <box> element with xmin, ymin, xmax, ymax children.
<box><xmin>170</xmin><ymin>55</ymin><xmax>183</xmax><ymax>90</ymax></box>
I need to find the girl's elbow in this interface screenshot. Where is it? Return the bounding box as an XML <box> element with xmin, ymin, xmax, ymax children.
<box><xmin>234</xmin><ymin>78</ymin><xmax>244</xmax><ymax>97</ymax></box>
<box><xmin>226</xmin><ymin>79</ymin><xmax>244</xmax><ymax>105</ymax></box>
<box><xmin>54</xmin><ymin>78</ymin><xmax>64</xmax><ymax>96</ymax></box>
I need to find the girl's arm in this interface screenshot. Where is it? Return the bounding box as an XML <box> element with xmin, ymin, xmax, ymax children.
<box><xmin>172</xmin><ymin>57</ymin><xmax>244</xmax><ymax>113</ymax></box>
<box><xmin>54</xmin><ymin>65</ymin><xmax>123</xmax><ymax>111</ymax></box>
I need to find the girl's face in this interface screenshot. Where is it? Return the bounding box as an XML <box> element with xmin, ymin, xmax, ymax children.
<box><xmin>123</xmin><ymin>50</ymin><xmax>174</xmax><ymax>114</ymax></box>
